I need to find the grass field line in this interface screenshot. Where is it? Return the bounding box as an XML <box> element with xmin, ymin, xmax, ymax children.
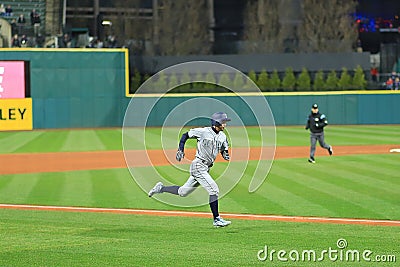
<box><xmin>1</xmin><ymin>204</ymin><xmax>399</xmax><ymax>227</ymax></box>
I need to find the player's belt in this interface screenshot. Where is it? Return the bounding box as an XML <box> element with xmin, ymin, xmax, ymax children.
<box><xmin>196</xmin><ymin>157</ymin><xmax>213</xmax><ymax>167</ymax></box>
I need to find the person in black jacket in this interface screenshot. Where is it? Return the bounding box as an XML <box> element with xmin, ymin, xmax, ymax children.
<box><xmin>305</xmin><ymin>103</ymin><xmax>333</xmax><ymax>163</ymax></box>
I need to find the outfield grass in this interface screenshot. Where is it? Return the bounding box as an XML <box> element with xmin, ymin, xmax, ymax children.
<box><xmin>1</xmin><ymin>209</ymin><xmax>399</xmax><ymax>267</ymax></box>
<box><xmin>0</xmin><ymin>155</ymin><xmax>398</xmax><ymax>220</ymax></box>
<box><xmin>0</xmin><ymin>125</ymin><xmax>399</xmax><ymax>266</ymax></box>
<box><xmin>0</xmin><ymin>125</ymin><xmax>399</xmax><ymax>153</ymax></box>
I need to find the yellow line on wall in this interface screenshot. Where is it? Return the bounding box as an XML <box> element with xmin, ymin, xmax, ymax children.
<box><xmin>0</xmin><ymin>48</ymin><xmax>128</xmax><ymax>53</ymax></box>
<box><xmin>127</xmin><ymin>90</ymin><xmax>400</xmax><ymax>98</ymax></box>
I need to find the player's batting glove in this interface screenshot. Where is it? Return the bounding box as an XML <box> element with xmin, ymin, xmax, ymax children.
<box><xmin>176</xmin><ymin>150</ymin><xmax>185</xmax><ymax>161</ymax></box>
<box><xmin>222</xmin><ymin>150</ymin><xmax>230</xmax><ymax>161</ymax></box>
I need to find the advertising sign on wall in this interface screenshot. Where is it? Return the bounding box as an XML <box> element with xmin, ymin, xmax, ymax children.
<box><xmin>0</xmin><ymin>98</ymin><xmax>32</xmax><ymax>130</ymax></box>
<box><xmin>0</xmin><ymin>61</ymin><xmax>29</xmax><ymax>99</ymax></box>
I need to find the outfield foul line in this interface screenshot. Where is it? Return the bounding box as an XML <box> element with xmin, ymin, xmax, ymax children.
<box><xmin>0</xmin><ymin>204</ymin><xmax>399</xmax><ymax>227</ymax></box>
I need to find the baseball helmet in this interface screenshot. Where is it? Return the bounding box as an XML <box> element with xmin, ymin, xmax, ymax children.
<box><xmin>211</xmin><ymin>112</ymin><xmax>231</xmax><ymax>126</ymax></box>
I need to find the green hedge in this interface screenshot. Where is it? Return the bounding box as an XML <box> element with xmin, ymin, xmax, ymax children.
<box><xmin>130</xmin><ymin>65</ymin><xmax>368</xmax><ymax>93</ymax></box>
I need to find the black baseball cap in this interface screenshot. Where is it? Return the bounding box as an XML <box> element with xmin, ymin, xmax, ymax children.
<box><xmin>312</xmin><ymin>103</ymin><xmax>318</xmax><ymax>109</ymax></box>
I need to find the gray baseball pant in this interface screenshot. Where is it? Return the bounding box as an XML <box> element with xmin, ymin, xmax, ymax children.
<box><xmin>310</xmin><ymin>132</ymin><xmax>330</xmax><ymax>158</ymax></box>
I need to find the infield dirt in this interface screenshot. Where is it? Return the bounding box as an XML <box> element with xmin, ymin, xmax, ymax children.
<box><xmin>0</xmin><ymin>144</ymin><xmax>396</xmax><ymax>175</ymax></box>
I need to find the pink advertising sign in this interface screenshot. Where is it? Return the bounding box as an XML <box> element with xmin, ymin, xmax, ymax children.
<box><xmin>0</xmin><ymin>61</ymin><xmax>26</xmax><ymax>99</ymax></box>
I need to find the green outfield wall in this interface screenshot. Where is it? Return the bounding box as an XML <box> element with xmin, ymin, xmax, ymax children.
<box><xmin>127</xmin><ymin>92</ymin><xmax>400</xmax><ymax>127</ymax></box>
<box><xmin>0</xmin><ymin>49</ymin><xmax>398</xmax><ymax>129</ymax></box>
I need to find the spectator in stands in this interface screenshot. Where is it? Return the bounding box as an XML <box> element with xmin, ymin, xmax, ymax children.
<box><xmin>11</xmin><ymin>34</ymin><xmax>20</xmax><ymax>47</ymax></box>
<box><xmin>17</xmin><ymin>14</ymin><xmax>27</xmax><ymax>35</ymax></box>
<box><xmin>95</xmin><ymin>38</ymin><xmax>104</xmax><ymax>48</ymax></box>
<box><xmin>17</xmin><ymin>14</ymin><xmax>26</xmax><ymax>24</ymax></box>
<box><xmin>370</xmin><ymin>67</ymin><xmax>378</xmax><ymax>82</ymax></box>
<box><xmin>0</xmin><ymin>4</ymin><xmax>6</xmax><ymax>16</ymax></box>
<box><xmin>10</xmin><ymin>19</ymin><xmax>18</xmax><ymax>35</ymax></box>
<box><xmin>394</xmin><ymin>77</ymin><xmax>400</xmax><ymax>90</ymax></box>
<box><xmin>386</xmin><ymin>77</ymin><xmax>393</xmax><ymax>90</ymax></box>
<box><xmin>30</xmin><ymin>9</ymin><xmax>37</xmax><ymax>25</ymax></box>
<box><xmin>59</xmin><ymin>33</ymin><xmax>71</xmax><ymax>48</ymax></box>
<box><xmin>36</xmin><ymin>33</ymin><xmax>45</xmax><ymax>48</ymax></box>
<box><xmin>5</xmin><ymin>5</ymin><xmax>12</xmax><ymax>16</ymax></box>
<box><xmin>107</xmin><ymin>35</ymin><xmax>118</xmax><ymax>48</ymax></box>
<box><xmin>20</xmin><ymin>34</ymin><xmax>28</xmax><ymax>48</ymax></box>
<box><xmin>390</xmin><ymin>71</ymin><xmax>398</xmax><ymax>82</ymax></box>
<box><xmin>32</xmin><ymin>13</ymin><xmax>41</xmax><ymax>36</ymax></box>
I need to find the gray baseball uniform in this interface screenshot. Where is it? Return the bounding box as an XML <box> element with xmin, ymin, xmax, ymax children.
<box><xmin>148</xmin><ymin>112</ymin><xmax>232</xmax><ymax>226</ymax></box>
<box><xmin>178</xmin><ymin>126</ymin><xmax>229</xmax><ymax>197</ymax></box>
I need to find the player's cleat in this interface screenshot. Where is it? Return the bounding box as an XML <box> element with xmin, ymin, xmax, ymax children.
<box><xmin>148</xmin><ymin>182</ymin><xmax>163</xmax><ymax>197</ymax></box>
<box><xmin>328</xmin><ymin>146</ymin><xmax>333</xmax><ymax>156</ymax></box>
<box><xmin>308</xmin><ymin>157</ymin><xmax>316</xmax><ymax>163</ymax></box>
<box><xmin>213</xmin><ymin>216</ymin><xmax>231</xmax><ymax>227</ymax></box>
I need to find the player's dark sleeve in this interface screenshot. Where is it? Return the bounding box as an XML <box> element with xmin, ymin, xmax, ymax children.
<box><xmin>178</xmin><ymin>132</ymin><xmax>189</xmax><ymax>152</ymax></box>
<box><xmin>305</xmin><ymin>117</ymin><xmax>310</xmax><ymax>130</ymax></box>
<box><xmin>319</xmin><ymin>114</ymin><xmax>328</xmax><ymax>128</ymax></box>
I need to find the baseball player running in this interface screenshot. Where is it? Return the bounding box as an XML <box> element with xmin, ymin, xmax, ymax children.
<box><xmin>305</xmin><ymin>103</ymin><xmax>333</xmax><ymax>163</ymax></box>
<box><xmin>148</xmin><ymin>112</ymin><xmax>232</xmax><ymax>227</ymax></box>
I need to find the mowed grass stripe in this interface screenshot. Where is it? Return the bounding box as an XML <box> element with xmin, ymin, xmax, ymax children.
<box><xmin>332</xmin><ymin>155</ymin><xmax>400</xmax><ymax>186</ymax></box>
<box><xmin>255</xmin><ymin>181</ymin><xmax>338</xmax><ymax>217</ymax></box>
<box><xmin>224</xmin><ymin>175</ymin><xmax>293</xmax><ymax>215</ymax></box>
<box><xmin>329</xmin><ymin>132</ymin><xmax>398</xmax><ymax>145</ymax></box>
<box><xmin>215</xmin><ymin>161</ymin><xmax>334</xmax><ymax>216</ymax></box>
<box><xmin>336</xmin><ymin>156</ymin><xmax>400</xmax><ymax>193</ymax></box>
<box><xmin>90</xmin><ymin>169</ymin><xmax>131</xmax><ymax>207</ymax></box>
<box><xmin>0</xmin><ymin>176</ymin><xmax>13</xmax><ymax>192</ymax></box>
<box><xmin>263</xmin><ymin>162</ymin><xmax>340</xmax><ymax>216</ymax></box>
<box><xmin>273</xmin><ymin>159</ymin><xmax>388</xmax><ymax>219</ymax></box>
<box><xmin>153</xmin><ymin>165</ymin><xmax>189</xmax><ymax>185</ymax></box>
<box><xmin>0</xmin><ymin>174</ymin><xmax>39</xmax><ymax>204</ymax></box>
<box><xmin>331</xmin><ymin>125</ymin><xmax>400</xmax><ymax>135</ymax></box>
<box><xmin>296</xmin><ymin>159</ymin><xmax>398</xmax><ymax>219</ymax></box>
<box><xmin>124</xmin><ymin>127</ymin><xmax>182</xmax><ymax>150</ymax></box>
<box><xmin>266</xmin><ymin>171</ymin><xmax>359</xmax><ymax>218</ymax></box>
<box><xmin>15</xmin><ymin>131</ymin><xmax>69</xmax><ymax>153</ymax></box>
<box><xmin>116</xmin><ymin>168</ymin><xmax>166</xmax><ymax>209</ymax></box>
<box><xmin>59</xmin><ymin>171</ymin><xmax>94</xmax><ymax>207</ymax></box>
<box><xmin>61</xmin><ymin>130</ymin><xmax>106</xmax><ymax>152</ymax></box>
<box><xmin>95</xmin><ymin>128</ymin><xmax>123</xmax><ymax>150</ymax></box>
<box><xmin>159</xmin><ymin>127</ymin><xmax>183</xmax><ymax>149</ymax></box>
<box><xmin>212</xmin><ymin>161</ymin><xmax>291</xmax><ymax>215</ymax></box>
<box><xmin>0</xmin><ymin>131</ymin><xmax>44</xmax><ymax>153</ymax></box>
<box><xmin>359</xmin><ymin>155</ymin><xmax>400</xmax><ymax>179</ymax></box>
<box><xmin>305</xmin><ymin>159</ymin><xmax>399</xmax><ymax>219</ymax></box>
<box><xmin>25</xmin><ymin>173</ymin><xmax>66</xmax><ymax>205</ymax></box>
<box><xmin>275</xmin><ymin>125</ymin><xmax>400</xmax><ymax>147</ymax></box>
<box><xmin>318</xmin><ymin>166</ymin><xmax>400</xmax><ymax>207</ymax></box>
<box><xmin>122</xmin><ymin>128</ymin><xmax>147</xmax><ymax>150</ymax></box>
<box><xmin>328</xmin><ymin>126</ymin><xmax>400</xmax><ymax>145</ymax></box>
